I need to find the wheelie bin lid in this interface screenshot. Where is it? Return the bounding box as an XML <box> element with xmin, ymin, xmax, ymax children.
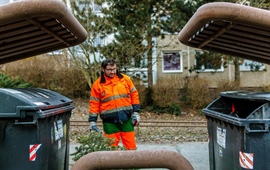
<box><xmin>0</xmin><ymin>0</ymin><xmax>87</xmax><ymax>64</ymax></box>
<box><xmin>0</xmin><ymin>88</ymin><xmax>74</xmax><ymax>118</ymax></box>
<box><xmin>219</xmin><ymin>91</ymin><xmax>270</xmax><ymax>102</ymax></box>
<box><xmin>178</xmin><ymin>2</ymin><xmax>270</xmax><ymax>64</ymax></box>
<box><xmin>203</xmin><ymin>91</ymin><xmax>270</xmax><ymax>132</ymax></box>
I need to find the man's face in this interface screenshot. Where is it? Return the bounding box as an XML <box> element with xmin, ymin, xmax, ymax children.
<box><xmin>103</xmin><ymin>64</ymin><xmax>117</xmax><ymax>78</ymax></box>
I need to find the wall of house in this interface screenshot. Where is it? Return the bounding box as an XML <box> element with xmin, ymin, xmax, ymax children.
<box><xmin>155</xmin><ymin>35</ymin><xmax>270</xmax><ymax>88</ymax></box>
<box><xmin>240</xmin><ymin>66</ymin><xmax>270</xmax><ymax>87</ymax></box>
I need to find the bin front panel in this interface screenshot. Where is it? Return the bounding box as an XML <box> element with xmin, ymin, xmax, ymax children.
<box><xmin>207</xmin><ymin>116</ymin><xmax>270</xmax><ymax>170</ymax></box>
<box><xmin>205</xmin><ymin>91</ymin><xmax>270</xmax><ymax>170</ymax></box>
<box><xmin>0</xmin><ymin>111</ymin><xmax>71</xmax><ymax>170</ymax></box>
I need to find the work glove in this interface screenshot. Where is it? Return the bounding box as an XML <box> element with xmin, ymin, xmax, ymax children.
<box><xmin>89</xmin><ymin>121</ymin><xmax>100</xmax><ymax>133</ymax></box>
<box><xmin>132</xmin><ymin>112</ymin><xmax>140</xmax><ymax>126</ymax></box>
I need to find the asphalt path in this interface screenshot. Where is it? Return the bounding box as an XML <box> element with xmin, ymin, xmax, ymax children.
<box><xmin>69</xmin><ymin>142</ymin><xmax>209</xmax><ymax>170</ymax></box>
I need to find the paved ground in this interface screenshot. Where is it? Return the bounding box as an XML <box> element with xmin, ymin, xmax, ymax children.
<box><xmin>69</xmin><ymin>142</ymin><xmax>209</xmax><ymax>170</ymax></box>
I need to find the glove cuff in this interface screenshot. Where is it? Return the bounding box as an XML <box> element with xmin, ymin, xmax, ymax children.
<box><xmin>90</xmin><ymin>121</ymin><xmax>96</xmax><ymax>127</ymax></box>
<box><xmin>133</xmin><ymin>112</ymin><xmax>140</xmax><ymax>116</ymax></box>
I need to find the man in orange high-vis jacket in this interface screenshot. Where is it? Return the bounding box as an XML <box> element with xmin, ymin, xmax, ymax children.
<box><xmin>88</xmin><ymin>58</ymin><xmax>140</xmax><ymax>150</ymax></box>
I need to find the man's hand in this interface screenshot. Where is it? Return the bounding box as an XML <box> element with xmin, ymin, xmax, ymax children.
<box><xmin>132</xmin><ymin>112</ymin><xmax>140</xmax><ymax>126</ymax></box>
<box><xmin>89</xmin><ymin>121</ymin><xmax>100</xmax><ymax>132</ymax></box>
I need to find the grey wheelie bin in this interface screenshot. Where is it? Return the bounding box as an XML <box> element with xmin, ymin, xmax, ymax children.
<box><xmin>203</xmin><ymin>91</ymin><xmax>270</xmax><ymax>170</ymax></box>
<box><xmin>0</xmin><ymin>88</ymin><xmax>74</xmax><ymax>170</ymax></box>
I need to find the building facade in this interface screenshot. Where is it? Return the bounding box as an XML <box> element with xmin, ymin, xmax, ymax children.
<box><xmin>155</xmin><ymin>34</ymin><xmax>270</xmax><ymax>88</ymax></box>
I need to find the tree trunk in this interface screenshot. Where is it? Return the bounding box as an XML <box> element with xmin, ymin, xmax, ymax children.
<box><xmin>234</xmin><ymin>57</ymin><xmax>240</xmax><ymax>85</ymax></box>
<box><xmin>147</xmin><ymin>45</ymin><xmax>153</xmax><ymax>88</ymax></box>
<box><xmin>147</xmin><ymin>8</ymin><xmax>153</xmax><ymax>88</ymax></box>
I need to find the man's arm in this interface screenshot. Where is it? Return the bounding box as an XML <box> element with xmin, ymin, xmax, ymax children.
<box><xmin>88</xmin><ymin>83</ymin><xmax>101</xmax><ymax>132</ymax></box>
<box><xmin>128</xmin><ymin>78</ymin><xmax>141</xmax><ymax>126</ymax></box>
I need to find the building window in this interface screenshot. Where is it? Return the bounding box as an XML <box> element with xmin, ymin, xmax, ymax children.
<box><xmin>162</xmin><ymin>52</ymin><xmax>182</xmax><ymax>73</ymax></box>
<box><xmin>0</xmin><ymin>0</ymin><xmax>10</xmax><ymax>4</ymax></box>
<box><xmin>195</xmin><ymin>62</ymin><xmax>224</xmax><ymax>72</ymax></box>
<box><xmin>194</xmin><ymin>50</ymin><xmax>224</xmax><ymax>72</ymax></box>
<box><xmin>94</xmin><ymin>37</ymin><xmax>102</xmax><ymax>47</ymax></box>
<box><xmin>47</xmin><ymin>50</ymin><xmax>63</xmax><ymax>55</ymax></box>
<box><xmin>239</xmin><ymin>59</ymin><xmax>265</xmax><ymax>71</ymax></box>
<box><xmin>94</xmin><ymin>3</ymin><xmax>101</xmax><ymax>12</ymax></box>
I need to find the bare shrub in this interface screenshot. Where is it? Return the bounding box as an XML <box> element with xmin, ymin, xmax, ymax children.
<box><xmin>216</xmin><ymin>79</ymin><xmax>241</xmax><ymax>92</ymax></box>
<box><xmin>3</xmin><ymin>55</ymin><xmax>88</xmax><ymax>98</ymax></box>
<box><xmin>152</xmin><ymin>75</ymin><xmax>182</xmax><ymax>108</ymax></box>
<box><xmin>258</xmin><ymin>85</ymin><xmax>270</xmax><ymax>92</ymax></box>
<box><xmin>181</xmin><ymin>77</ymin><xmax>212</xmax><ymax>109</ymax></box>
<box><xmin>132</xmin><ymin>79</ymin><xmax>147</xmax><ymax>108</ymax></box>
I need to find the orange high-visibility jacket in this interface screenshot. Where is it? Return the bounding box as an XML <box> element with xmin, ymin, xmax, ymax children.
<box><xmin>89</xmin><ymin>73</ymin><xmax>140</xmax><ymax>123</ymax></box>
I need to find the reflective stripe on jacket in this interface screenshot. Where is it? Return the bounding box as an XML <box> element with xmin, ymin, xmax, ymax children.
<box><xmin>89</xmin><ymin>74</ymin><xmax>140</xmax><ymax>123</ymax></box>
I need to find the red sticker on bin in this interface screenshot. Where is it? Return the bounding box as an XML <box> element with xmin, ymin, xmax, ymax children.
<box><xmin>239</xmin><ymin>151</ymin><xmax>254</xmax><ymax>169</ymax></box>
<box><xmin>29</xmin><ymin>144</ymin><xmax>42</xmax><ymax>161</ymax></box>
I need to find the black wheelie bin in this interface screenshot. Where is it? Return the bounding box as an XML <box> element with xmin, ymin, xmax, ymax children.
<box><xmin>0</xmin><ymin>88</ymin><xmax>74</xmax><ymax>170</ymax></box>
<box><xmin>203</xmin><ymin>91</ymin><xmax>270</xmax><ymax>170</ymax></box>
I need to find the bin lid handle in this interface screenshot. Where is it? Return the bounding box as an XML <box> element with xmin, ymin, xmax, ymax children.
<box><xmin>246</xmin><ymin>124</ymin><xmax>269</xmax><ymax>133</ymax></box>
<box><xmin>15</xmin><ymin>117</ymin><xmax>37</xmax><ymax>125</ymax></box>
